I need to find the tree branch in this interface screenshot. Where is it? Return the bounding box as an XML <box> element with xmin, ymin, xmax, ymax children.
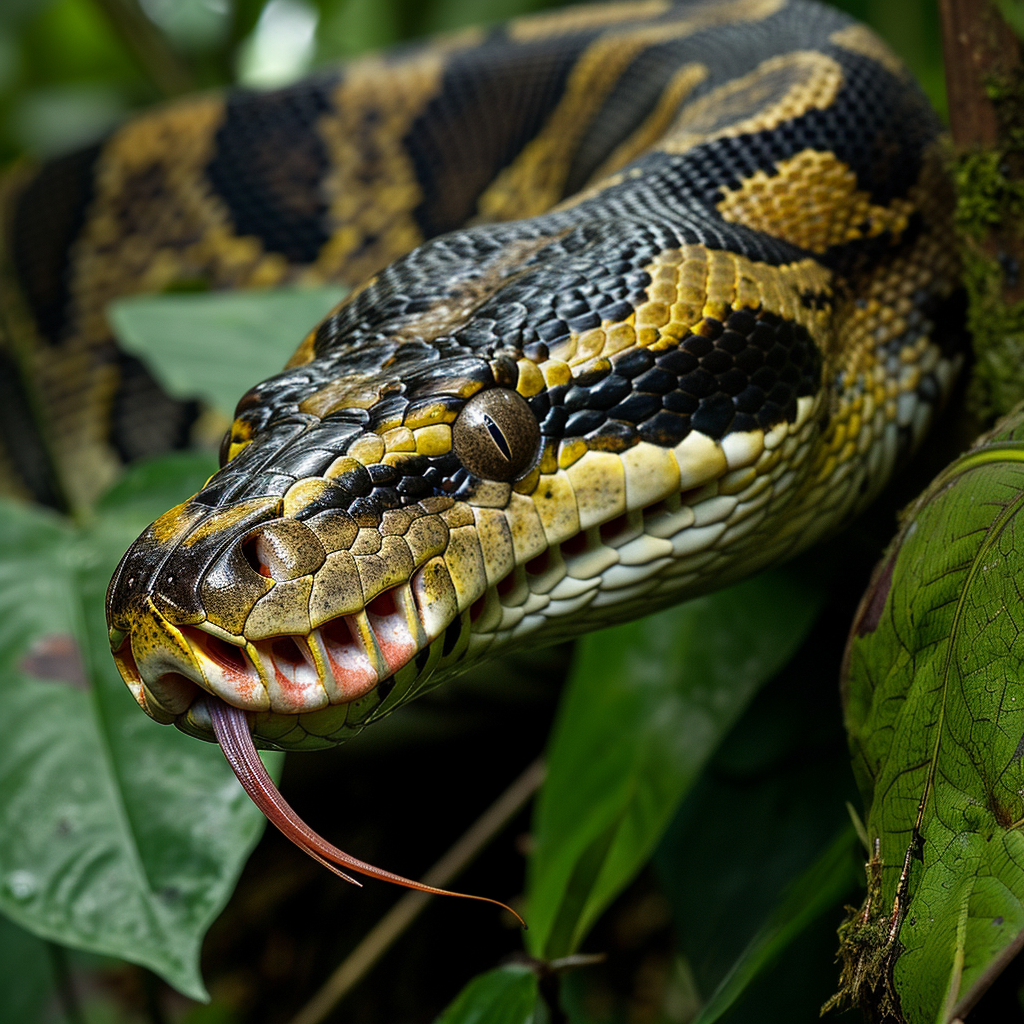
<box><xmin>940</xmin><ymin>0</ymin><xmax>1024</xmax><ymax>417</ymax></box>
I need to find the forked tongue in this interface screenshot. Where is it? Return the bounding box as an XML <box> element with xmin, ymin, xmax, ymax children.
<box><xmin>208</xmin><ymin>697</ymin><xmax>525</xmax><ymax>925</ymax></box>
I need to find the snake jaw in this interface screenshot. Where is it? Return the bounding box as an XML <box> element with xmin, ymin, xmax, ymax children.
<box><xmin>107</xmin><ymin>537</ymin><xmax>476</xmax><ymax>747</ymax></box>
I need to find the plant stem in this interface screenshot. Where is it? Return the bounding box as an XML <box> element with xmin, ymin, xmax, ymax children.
<box><xmin>89</xmin><ymin>0</ymin><xmax>194</xmax><ymax>96</ymax></box>
<box><xmin>46</xmin><ymin>942</ymin><xmax>85</xmax><ymax>1024</ymax></box>
<box><xmin>940</xmin><ymin>0</ymin><xmax>1024</xmax><ymax>417</ymax></box>
<box><xmin>940</xmin><ymin>0</ymin><xmax>1018</xmax><ymax>148</ymax></box>
<box><xmin>142</xmin><ymin>968</ymin><xmax>169</xmax><ymax>1024</ymax></box>
<box><xmin>286</xmin><ymin>757</ymin><xmax>547</xmax><ymax>1024</ymax></box>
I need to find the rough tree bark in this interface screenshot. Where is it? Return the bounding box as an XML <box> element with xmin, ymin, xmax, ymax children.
<box><xmin>940</xmin><ymin>0</ymin><xmax>1024</xmax><ymax>419</ymax></box>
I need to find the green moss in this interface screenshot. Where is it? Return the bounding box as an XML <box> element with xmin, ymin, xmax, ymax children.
<box><xmin>959</xmin><ymin>241</ymin><xmax>1024</xmax><ymax>417</ymax></box>
<box><xmin>952</xmin><ymin>70</ymin><xmax>1024</xmax><ymax>420</ymax></box>
<box><xmin>954</xmin><ymin>149</ymin><xmax>1024</xmax><ymax>236</ymax></box>
<box><xmin>822</xmin><ymin>850</ymin><xmax>901</xmax><ymax>1021</ymax></box>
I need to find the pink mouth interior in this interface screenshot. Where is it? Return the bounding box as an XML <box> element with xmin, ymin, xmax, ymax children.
<box><xmin>127</xmin><ymin>580</ymin><xmax>426</xmax><ymax>717</ymax></box>
<box><xmin>316</xmin><ymin>618</ymin><xmax>379</xmax><ymax>699</ymax></box>
<box><xmin>365</xmin><ymin>589</ymin><xmax>418</xmax><ymax>673</ymax></box>
<box><xmin>208</xmin><ymin>696</ymin><xmax>525</xmax><ymax>922</ymax></box>
<box><xmin>187</xmin><ymin>627</ymin><xmax>270</xmax><ymax>705</ymax></box>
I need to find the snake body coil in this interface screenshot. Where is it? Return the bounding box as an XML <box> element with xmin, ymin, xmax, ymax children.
<box><xmin>2</xmin><ymin>0</ymin><xmax>962</xmax><ymax>750</ymax></box>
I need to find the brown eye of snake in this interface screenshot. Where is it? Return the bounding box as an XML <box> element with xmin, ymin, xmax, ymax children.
<box><xmin>452</xmin><ymin>388</ymin><xmax>541</xmax><ymax>482</ymax></box>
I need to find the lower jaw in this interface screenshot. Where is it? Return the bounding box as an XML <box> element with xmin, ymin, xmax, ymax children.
<box><xmin>125</xmin><ymin>471</ymin><xmax>794</xmax><ymax>749</ymax></box>
<box><xmin>114</xmin><ymin>561</ymin><xmax>473</xmax><ymax>747</ymax></box>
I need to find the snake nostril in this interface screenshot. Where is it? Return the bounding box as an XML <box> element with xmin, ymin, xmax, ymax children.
<box><xmin>240</xmin><ymin>521</ymin><xmax>326</xmax><ymax>581</ymax></box>
<box><xmin>241</xmin><ymin>535</ymin><xmax>273</xmax><ymax>578</ymax></box>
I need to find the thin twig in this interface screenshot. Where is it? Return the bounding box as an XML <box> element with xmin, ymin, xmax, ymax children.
<box><xmin>286</xmin><ymin>757</ymin><xmax>547</xmax><ymax>1024</ymax></box>
<box><xmin>141</xmin><ymin>968</ymin><xmax>169</xmax><ymax>1024</ymax></box>
<box><xmin>89</xmin><ymin>0</ymin><xmax>194</xmax><ymax>96</ymax></box>
<box><xmin>46</xmin><ymin>942</ymin><xmax>85</xmax><ymax>1024</ymax></box>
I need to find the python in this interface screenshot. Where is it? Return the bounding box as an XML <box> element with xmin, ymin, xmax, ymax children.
<box><xmin>2</xmin><ymin>0</ymin><xmax>962</xmax><ymax>900</ymax></box>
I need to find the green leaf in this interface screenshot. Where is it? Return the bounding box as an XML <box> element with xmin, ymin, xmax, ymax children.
<box><xmin>525</xmin><ymin>566</ymin><xmax>826</xmax><ymax>959</ymax></box>
<box><xmin>692</xmin><ymin>826</ymin><xmax>860</xmax><ymax>1024</ymax></box>
<box><xmin>842</xmin><ymin>409</ymin><xmax>1024</xmax><ymax>1022</ymax></box>
<box><xmin>0</xmin><ymin>452</ymin><xmax>282</xmax><ymax>1000</ymax></box>
<box><xmin>995</xmin><ymin>0</ymin><xmax>1024</xmax><ymax>38</ymax></box>
<box><xmin>0</xmin><ymin>913</ymin><xmax>56</xmax><ymax>1023</ymax></box>
<box><xmin>653</xmin><ymin>637</ymin><xmax>861</xmax><ymax>1020</ymax></box>
<box><xmin>314</xmin><ymin>0</ymin><xmax>401</xmax><ymax>59</ymax></box>
<box><xmin>435</xmin><ymin>965</ymin><xmax>543</xmax><ymax>1024</ymax></box>
<box><xmin>108</xmin><ymin>286</ymin><xmax>346</xmax><ymax>418</ymax></box>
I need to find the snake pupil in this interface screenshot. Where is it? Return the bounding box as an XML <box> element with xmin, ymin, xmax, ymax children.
<box><xmin>483</xmin><ymin>414</ymin><xmax>512</xmax><ymax>462</ymax></box>
<box><xmin>452</xmin><ymin>388</ymin><xmax>540</xmax><ymax>482</ymax></box>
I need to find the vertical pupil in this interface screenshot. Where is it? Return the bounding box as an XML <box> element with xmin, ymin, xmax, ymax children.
<box><xmin>483</xmin><ymin>414</ymin><xmax>512</xmax><ymax>461</ymax></box>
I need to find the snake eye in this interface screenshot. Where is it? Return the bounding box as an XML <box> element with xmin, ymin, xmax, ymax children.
<box><xmin>453</xmin><ymin>388</ymin><xmax>541</xmax><ymax>482</ymax></box>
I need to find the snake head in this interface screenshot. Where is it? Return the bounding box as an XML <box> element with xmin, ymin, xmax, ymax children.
<box><xmin>106</xmin><ymin>341</ymin><xmax>545</xmax><ymax>751</ymax></box>
<box><xmin>106</xmin><ymin>226</ymin><xmax>865</xmax><ymax>752</ymax></box>
<box><xmin>106</xmin><ymin>334</ymin><xmax>545</xmax><ymax>917</ymax></box>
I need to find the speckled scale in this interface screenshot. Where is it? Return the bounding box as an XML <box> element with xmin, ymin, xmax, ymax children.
<box><xmin>64</xmin><ymin>0</ymin><xmax>966</xmax><ymax>747</ymax></box>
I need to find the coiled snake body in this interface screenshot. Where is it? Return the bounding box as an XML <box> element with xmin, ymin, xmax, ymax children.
<box><xmin>3</xmin><ymin>1</ymin><xmax>961</xmax><ymax>758</ymax></box>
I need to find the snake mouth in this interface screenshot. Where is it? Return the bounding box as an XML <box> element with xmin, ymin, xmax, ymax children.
<box><xmin>111</xmin><ymin>567</ymin><xmax>466</xmax><ymax>749</ymax></box>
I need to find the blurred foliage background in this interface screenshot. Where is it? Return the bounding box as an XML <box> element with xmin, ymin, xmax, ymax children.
<box><xmin>0</xmin><ymin>0</ymin><xmax>945</xmax><ymax>169</ymax></box>
<box><xmin>0</xmin><ymin>1</ymin><xmax>954</xmax><ymax>1023</ymax></box>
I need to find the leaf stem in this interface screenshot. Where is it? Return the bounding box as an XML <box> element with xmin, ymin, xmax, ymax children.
<box><xmin>142</xmin><ymin>968</ymin><xmax>169</xmax><ymax>1024</ymax></box>
<box><xmin>46</xmin><ymin>942</ymin><xmax>85</xmax><ymax>1024</ymax></box>
<box><xmin>285</xmin><ymin>757</ymin><xmax>547</xmax><ymax>1024</ymax></box>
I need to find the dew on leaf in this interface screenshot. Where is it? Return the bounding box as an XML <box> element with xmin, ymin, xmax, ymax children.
<box><xmin>6</xmin><ymin>870</ymin><xmax>37</xmax><ymax>900</ymax></box>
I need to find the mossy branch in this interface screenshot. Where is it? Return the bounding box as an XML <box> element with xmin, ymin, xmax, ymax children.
<box><xmin>940</xmin><ymin>0</ymin><xmax>1024</xmax><ymax>420</ymax></box>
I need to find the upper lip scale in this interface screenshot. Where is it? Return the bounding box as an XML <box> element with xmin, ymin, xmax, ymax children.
<box><xmin>137</xmin><ymin>578</ymin><xmax>432</xmax><ymax>717</ymax></box>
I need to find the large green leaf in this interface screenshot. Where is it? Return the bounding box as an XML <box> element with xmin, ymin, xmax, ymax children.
<box><xmin>654</xmin><ymin>637</ymin><xmax>861</xmax><ymax>1022</ymax></box>
<box><xmin>435</xmin><ymin>965</ymin><xmax>543</xmax><ymax>1024</ymax></box>
<box><xmin>691</xmin><ymin>827</ymin><xmax>859</xmax><ymax>1024</ymax></box>
<box><xmin>109</xmin><ymin>286</ymin><xmax>346</xmax><ymax>418</ymax></box>
<box><xmin>0</xmin><ymin>452</ymin><xmax>282</xmax><ymax>1000</ymax></box>
<box><xmin>525</xmin><ymin>567</ymin><xmax>825</xmax><ymax>959</ymax></box>
<box><xmin>556</xmin><ymin>622</ymin><xmax>861</xmax><ymax>1024</ymax></box>
<box><xmin>842</xmin><ymin>408</ymin><xmax>1024</xmax><ymax>1022</ymax></box>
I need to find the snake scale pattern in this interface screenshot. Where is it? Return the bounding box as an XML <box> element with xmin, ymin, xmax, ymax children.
<box><xmin>1</xmin><ymin>0</ymin><xmax>963</xmax><ymax>753</ymax></box>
